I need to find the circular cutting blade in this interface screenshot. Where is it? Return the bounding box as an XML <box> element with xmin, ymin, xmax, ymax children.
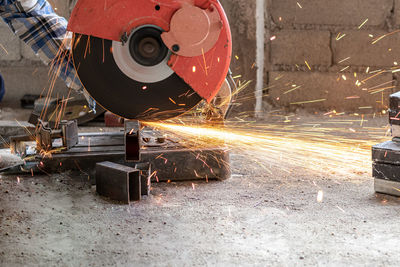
<box><xmin>71</xmin><ymin>34</ymin><xmax>202</xmax><ymax>120</ymax></box>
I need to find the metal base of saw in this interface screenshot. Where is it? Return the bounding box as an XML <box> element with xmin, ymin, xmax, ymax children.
<box><xmin>4</xmin><ymin>130</ymin><xmax>231</xmax><ymax>183</ymax></box>
<box><xmin>3</xmin><ymin>120</ymin><xmax>230</xmax><ymax>204</ymax></box>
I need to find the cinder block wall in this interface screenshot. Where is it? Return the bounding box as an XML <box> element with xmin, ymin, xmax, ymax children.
<box><xmin>219</xmin><ymin>0</ymin><xmax>258</xmax><ymax>115</ymax></box>
<box><xmin>267</xmin><ymin>0</ymin><xmax>400</xmax><ymax>113</ymax></box>
<box><xmin>0</xmin><ymin>0</ymin><xmax>397</xmax><ymax>114</ymax></box>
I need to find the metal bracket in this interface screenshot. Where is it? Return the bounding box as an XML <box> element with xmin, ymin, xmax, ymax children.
<box><xmin>36</xmin><ymin>120</ymin><xmax>79</xmax><ymax>152</ymax></box>
<box><xmin>10</xmin><ymin>120</ymin><xmax>79</xmax><ymax>155</ymax></box>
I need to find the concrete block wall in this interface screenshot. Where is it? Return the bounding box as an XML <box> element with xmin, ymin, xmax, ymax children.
<box><xmin>219</xmin><ymin>0</ymin><xmax>258</xmax><ymax>114</ymax></box>
<box><xmin>266</xmin><ymin>0</ymin><xmax>400</xmax><ymax>113</ymax></box>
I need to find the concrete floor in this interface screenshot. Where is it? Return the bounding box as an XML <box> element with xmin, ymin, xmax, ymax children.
<box><xmin>1</xmin><ymin>111</ymin><xmax>400</xmax><ymax>266</ymax></box>
<box><xmin>1</xmin><ymin>157</ymin><xmax>400</xmax><ymax>266</ymax></box>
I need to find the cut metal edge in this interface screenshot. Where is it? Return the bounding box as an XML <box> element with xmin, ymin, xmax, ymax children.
<box><xmin>374</xmin><ymin>178</ymin><xmax>400</xmax><ymax>197</ymax></box>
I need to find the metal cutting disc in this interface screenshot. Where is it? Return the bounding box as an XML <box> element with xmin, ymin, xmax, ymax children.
<box><xmin>71</xmin><ymin>31</ymin><xmax>202</xmax><ymax>121</ymax></box>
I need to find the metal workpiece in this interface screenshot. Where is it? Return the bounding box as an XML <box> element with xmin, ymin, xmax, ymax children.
<box><xmin>7</xmin><ymin>130</ymin><xmax>230</xmax><ymax>182</ymax></box>
<box><xmin>125</xmin><ymin>120</ymin><xmax>142</xmax><ymax>162</ymax></box>
<box><xmin>6</xmin><ymin>120</ymin><xmax>230</xmax><ymax>204</ymax></box>
<box><xmin>95</xmin><ymin>148</ymin><xmax>229</xmax><ymax>204</ymax></box>
<box><xmin>96</xmin><ymin>161</ymin><xmax>142</xmax><ymax>204</ymax></box>
<box><xmin>37</xmin><ymin>120</ymin><xmax>79</xmax><ymax>151</ymax></box>
<box><xmin>36</xmin><ymin>122</ymin><xmax>53</xmax><ymax>151</ymax></box>
<box><xmin>60</xmin><ymin>120</ymin><xmax>79</xmax><ymax>150</ymax></box>
<box><xmin>10</xmin><ymin>120</ymin><xmax>79</xmax><ymax>155</ymax></box>
<box><xmin>135</xmin><ymin>162</ymin><xmax>152</xmax><ymax>196</ymax></box>
<box><xmin>141</xmin><ymin>148</ymin><xmax>230</xmax><ymax>181</ymax></box>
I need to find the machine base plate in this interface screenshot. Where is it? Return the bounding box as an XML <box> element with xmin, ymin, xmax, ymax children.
<box><xmin>2</xmin><ymin>131</ymin><xmax>231</xmax><ymax>183</ymax></box>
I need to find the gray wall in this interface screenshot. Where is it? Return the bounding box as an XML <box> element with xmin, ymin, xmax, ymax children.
<box><xmin>267</xmin><ymin>0</ymin><xmax>400</xmax><ymax>114</ymax></box>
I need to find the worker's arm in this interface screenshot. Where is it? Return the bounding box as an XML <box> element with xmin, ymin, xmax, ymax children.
<box><xmin>0</xmin><ymin>0</ymin><xmax>95</xmax><ymax>111</ymax></box>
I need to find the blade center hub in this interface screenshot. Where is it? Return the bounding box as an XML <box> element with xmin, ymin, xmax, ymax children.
<box><xmin>129</xmin><ymin>27</ymin><xmax>168</xmax><ymax>67</ymax></box>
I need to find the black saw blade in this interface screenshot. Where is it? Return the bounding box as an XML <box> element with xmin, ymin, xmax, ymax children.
<box><xmin>71</xmin><ymin>34</ymin><xmax>202</xmax><ymax>120</ymax></box>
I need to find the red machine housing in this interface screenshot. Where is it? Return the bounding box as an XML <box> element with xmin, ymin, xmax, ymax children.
<box><xmin>67</xmin><ymin>0</ymin><xmax>232</xmax><ymax>102</ymax></box>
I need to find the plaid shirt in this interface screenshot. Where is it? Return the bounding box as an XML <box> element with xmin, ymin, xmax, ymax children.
<box><xmin>0</xmin><ymin>0</ymin><xmax>83</xmax><ymax>91</ymax></box>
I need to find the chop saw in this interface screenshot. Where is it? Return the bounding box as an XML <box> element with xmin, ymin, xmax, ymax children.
<box><xmin>68</xmin><ymin>0</ymin><xmax>233</xmax><ymax>120</ymax></box>
<box><xmin>4</xmin><ymin>0</ymin><xmax>235</xmax><ymax>203</ymax></box>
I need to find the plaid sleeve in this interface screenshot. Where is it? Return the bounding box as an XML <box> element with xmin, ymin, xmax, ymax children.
<box><xmin>0</xmin><ymin>0</ymin><xmax>83</xmax><ymax>91</ymax></box>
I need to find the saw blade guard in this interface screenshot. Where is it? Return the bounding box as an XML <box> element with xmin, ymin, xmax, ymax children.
<box><xmin>67</xmin><ymin>0</ymin><xmax>232</xmax><ymax>106</ymax></box>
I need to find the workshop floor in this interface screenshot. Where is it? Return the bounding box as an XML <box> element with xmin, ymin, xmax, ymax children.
<box><xmin>1</xmin><ymin>110</ymin><xmax>400</xmax><ymax>266</ymax></box>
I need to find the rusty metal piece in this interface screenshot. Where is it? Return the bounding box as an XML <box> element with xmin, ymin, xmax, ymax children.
<box><xmin>36</xmin><ymin>120</ymin><xmax>78</xmax><ymax>152</ymax></box>
<box><xmin>60</xmin><ymin>120</ymin><xmax>79</xmax><ymax>150</ymax></box>
<box><xmin>36</xmin><ymin>121</ymin><xmax>54</xmax><ymax>151</ymax></box>
<box><xmin>9</xmin><ymin>120</ymin><xmax>79</xmax><ymax>155</ymax></box>
<box><xmin>135</xmin><ymin>162</ymin><xmax>152</xmax><ymax>196</ymax></box>
<box><xmin>141</xmin><ymin>148</ymin><xmax>230</xmax><ymax>181</ymax></box>
<box><xmin>125</xmin><ymin>121</ymin><xmax>142</xmax><ymax>162</ymax></box>
<box><xmin>96</xmin><ymin>161</ymin><xmax>141</xmax><ymax>203</ymax></box>
<box><xmin>161</xmin><ymin>3</ymin><xmax>223</xmax><ymax>57</ymax></box>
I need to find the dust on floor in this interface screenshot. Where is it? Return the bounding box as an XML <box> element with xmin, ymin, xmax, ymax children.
<box><xmin>1</xmin><ymin>113</ymin><xmax>399</xmax><ymax>266</ymax></box>
<box><xmin>1</xmin><ymin>154</ymin><xmax>400</xmax><ymax>266</ymax></box>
